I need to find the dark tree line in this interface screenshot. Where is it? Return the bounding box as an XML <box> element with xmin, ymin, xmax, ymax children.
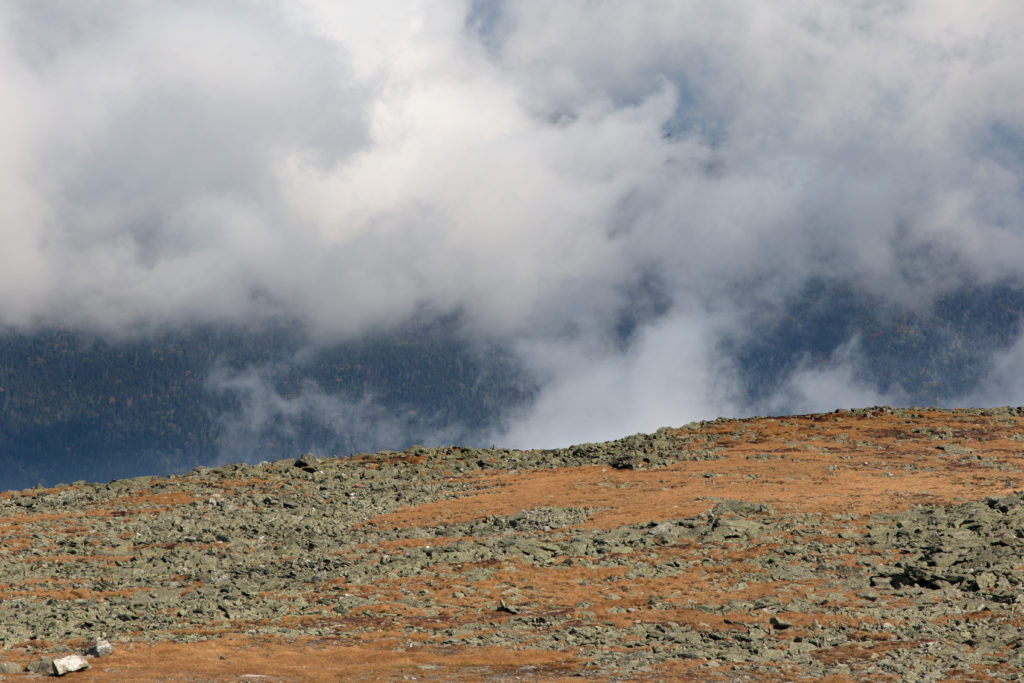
<box><xmin>729</xmin><ymin>280</ymin><xmax>1024</xmax><ymax>407</ymax></box>
<box><xmin>0</xmin><ymin>320</ymin><xmax>534</xmax><ymax>491</ymax></box>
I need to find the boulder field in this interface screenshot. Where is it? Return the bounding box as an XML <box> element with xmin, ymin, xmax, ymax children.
<box><xmin>2</xmin><ymin>407</ymin><xmax>1024</xmax><ymax>680</ymax></box>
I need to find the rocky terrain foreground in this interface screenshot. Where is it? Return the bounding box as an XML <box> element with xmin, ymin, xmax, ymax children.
<box><xmin>3</xmin><ymin>407</ymin><xmax>1024</xmax><ymax>681</ymax></box>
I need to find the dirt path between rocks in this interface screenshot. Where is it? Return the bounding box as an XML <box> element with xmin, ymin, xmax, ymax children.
<box><xmin>2</xmin><ymin>407</ymin><xmax>1024</xmax><ymax>680</ymax></box>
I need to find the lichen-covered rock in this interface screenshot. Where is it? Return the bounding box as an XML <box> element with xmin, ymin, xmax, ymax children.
<box><xmin>24</xmin><ymin>658</ymin><xmax>55</xmax><ymax>674</ymax></box>
<box><xmin>86</xmin><ymin>638</ymin><xmax>113</xmax><ymax>657</ymax></box>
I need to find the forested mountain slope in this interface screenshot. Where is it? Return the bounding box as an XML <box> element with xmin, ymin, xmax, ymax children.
<box><xmin>0</xmin><ymin>321</ymin><xmax>530</xmax><ymax>491</ymax></box>
<box><xmin>2</xmin><ymin>281</ymin><xmax>1024</xmax><ymax>491</ymax></box>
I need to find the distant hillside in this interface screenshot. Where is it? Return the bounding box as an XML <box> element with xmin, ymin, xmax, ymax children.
<box><xmin>729</xmin><ymin>279</ymin><xmax>1024</xmax><ymax>405</ymax></box>
<box><xmin>0</xmin><ymin>320</ymin><xmax>532</xmax><ymax>491</ymax></box>
<box><xmin>2</xmin><ymin>280</ymin><xmax>1024</xmax><ymax>491</ymax></box>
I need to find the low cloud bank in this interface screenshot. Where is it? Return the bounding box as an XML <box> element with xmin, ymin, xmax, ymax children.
<box><xmin>1</xmin><ymin>2</ymin><xmax>1022</xmax><ymax>454</ymax></box>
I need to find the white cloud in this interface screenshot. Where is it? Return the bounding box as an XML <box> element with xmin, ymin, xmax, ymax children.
<box><xmin>0</xmin><ymin>1</ymin><xmax>1022</xmax><ymax>440</ymax></box>
<box><xmin>761</xmin><ymin>338</ymin><xmax>908</xmax><ymax>417</ymax></box>
<box><xmin>496</xmin><ymin>311</ymin><xmax>740</xmax><ymax>448</ymax></box>
<box><xmin>964</xmin><ymin>329</ymin><xmax>1024</xmax><ymax>408</ymax></box>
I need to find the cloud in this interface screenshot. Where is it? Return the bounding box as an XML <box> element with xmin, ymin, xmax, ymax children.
<box><xmin>760</xmin><ymin>337</ymin><xmax>909</xmax><ymax>417</ymax></box>
<box><xmin>0</xmin><ymin>1</ymin><xmax>368</xmax><ymax>331</ymax></box>
<box><xmin>1</xmin><ymin>2</ymin><xmax>1023</xmax><ymax>450</ymax></box>
<box><xmin>495</xmin><ymin>311</ymin><xmax>740</xmax><ymax>448</ymax></box>
<box><xmin>205</xmin><ymin>362</ymin><xmax>465</xmax><ymax>464</ymax></box>
<box><xmin>964</xmin><ymin>327</ymin><xmax>1024</xmax><ymax>408</ymax></box>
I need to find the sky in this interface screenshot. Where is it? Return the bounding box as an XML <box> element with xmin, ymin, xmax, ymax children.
<box><xmin>2</xmin><ymin>1</ymin><xmax>1024</xmax><ymax>451</ymax></box>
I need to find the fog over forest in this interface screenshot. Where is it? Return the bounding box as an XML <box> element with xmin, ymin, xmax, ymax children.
<box><xmin>1</xmin><ymin>2</ymin><xmax>1023</xmax><ymax>489</ymax></box>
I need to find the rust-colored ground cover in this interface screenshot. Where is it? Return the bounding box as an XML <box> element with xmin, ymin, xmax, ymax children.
<box><xmin>2</xmin><ymin>407</ymin><xmax>1023</xmax><ymax>680</ymax></box>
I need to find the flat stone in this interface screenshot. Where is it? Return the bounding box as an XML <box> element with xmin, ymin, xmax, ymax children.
<box><xmin>53</xmin><ymin>654</ymin><xmax>90</xmax><ymax>675</ymax></box>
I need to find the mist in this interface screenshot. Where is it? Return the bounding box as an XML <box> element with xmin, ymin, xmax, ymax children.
<box><xmin>204</xmin><ymin>363</ymin><xmax>467</xmax><ymax>465</ymax></box>
<box><xmin>2</xmin><ymin>1</ymin><xmax>1024</xmax><ymax>466</ymax></box>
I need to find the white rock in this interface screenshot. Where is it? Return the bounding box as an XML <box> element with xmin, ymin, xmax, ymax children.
<box><xmin>52</xmin><ymin>654</ymin><xmax>90</xmax><ymax>676</ymax></box>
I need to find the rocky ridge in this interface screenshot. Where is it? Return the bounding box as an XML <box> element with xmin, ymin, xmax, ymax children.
<box><xmin>1</xmin><ymin>407</ymin><xmax>1024</xmax><ymax>680</ymax></box>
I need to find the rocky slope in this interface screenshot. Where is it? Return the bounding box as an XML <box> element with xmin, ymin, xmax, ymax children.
<box><xmin>2</xmin><ymin>407</ymin><xmax>1024</xmax><ymax>680</ymax></box>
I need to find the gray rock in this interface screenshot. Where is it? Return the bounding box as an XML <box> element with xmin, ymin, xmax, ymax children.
<box><xmin>25</xmin><ymin>658</ymin><xmax>55</xmax><ymax>674</ymax></box>
<box><xmin>294</xmin><ymin>453</ymin><xmax>320</xmax><ymax>472</ymax></box>
<box><xmin>711</xmin><ymin>500</ymin><xmax>774</xmax><ymax>516</ymax></box>
<box><xmin>86</xmin><ymin>637</ymin><xmax>114</xmax><ymax>657</ymax></box>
